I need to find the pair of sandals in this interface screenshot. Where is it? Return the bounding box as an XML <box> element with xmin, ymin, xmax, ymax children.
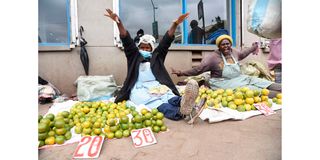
<box><xmin>179</xmin><ymin>79</ymin><xmax>207</xmax><ymax>124</ymax></box>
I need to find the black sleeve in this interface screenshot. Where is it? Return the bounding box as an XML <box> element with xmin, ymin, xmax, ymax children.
<box><xmin>39</xmin><ymin>76</ymin><xmax>48</xmax><ymax>85</ymax></box>
<box><xmin>120</xmin><ymin>31</ymin><xmax>139</xmax><ymax>58</ymax></box>
<box><xmin>133</xmin><ymin>36</ymin><xmax>140</xmax><ymax>43</ymax></box>
<box><xmin>155</xmin><ymin>31</ymin><xmax>175</xmax><ymax>59</ymax></box>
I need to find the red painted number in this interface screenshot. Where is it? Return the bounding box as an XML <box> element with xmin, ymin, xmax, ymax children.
<box><xmin>254</xmin><ymin>103</ymin><xmax>274</xmax><ymax>115</ymax></box>
<box><xmin>73</xmin><ymin>136</ymin><xmax>92</xmax><ymax>157</ymax></box>
<box><xmin>132</xmin><ymin>130</ymin><xmax>143</xmax><ymax>147</ymax></box>
<box><xmin>73</xmin><ymin>136</ymin><xmax>104</xmax><ymax>158</ymax></box>
<box><xmin>88</xmin><ymin>136</ymin><xmax>103</xmax><ymax>157</ymax></box>
<box><xmin>143</xmin><ymin>128</ymin><xmax>154</xmax><ymax>143</ymax></box>
<box><xmin>132</xmin><ymin>128</ymin><xmax>156</xmax><ymax>147</ymax></box>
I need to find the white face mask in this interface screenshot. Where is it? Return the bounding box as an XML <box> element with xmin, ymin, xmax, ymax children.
<box><xmin>139</xmin><ymin>50</ymin><xmax>152</xmax><ymax>59</ymax></box>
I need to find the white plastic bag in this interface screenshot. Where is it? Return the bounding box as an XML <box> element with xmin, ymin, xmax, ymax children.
<box><xmin>247</xmin><ymin>0</ymin><xmax>281</xmax><ymax>39</ymax></box>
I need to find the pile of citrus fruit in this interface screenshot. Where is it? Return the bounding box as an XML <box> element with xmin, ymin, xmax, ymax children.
<box><xmin>39</xmin><ymin>100</ymin><xmax>168</xmax><ymax>147</ymax></box>
<box><xmin>71</xmin><ymin>101</ymin><xmax>130</xmax><ymax>137</ymax></box>
<box><xmin>38</xmin><ymin>111</ymin><xmax>73</xmax><ymax>147</ymax></box>
<box><xmin>103</xmin><ymin>107</ymin><xmax>167</xmax><ymax>139</ymax></box>
<box><xmin>194</xmin><ymin>86</ymin><xmax>282</xmax><ymax>112</ymax></box>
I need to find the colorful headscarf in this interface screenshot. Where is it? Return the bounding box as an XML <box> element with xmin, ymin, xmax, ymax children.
<box><xmin>216</xmin><ymin>34</ymin><xmax>233</xmax><ymax>46</ymax></box>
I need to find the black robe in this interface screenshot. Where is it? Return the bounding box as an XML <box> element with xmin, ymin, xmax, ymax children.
<box><xmin>114</xmin><ymin>31</ymin><xmax>180</xmax><ymax>103</ymax></box>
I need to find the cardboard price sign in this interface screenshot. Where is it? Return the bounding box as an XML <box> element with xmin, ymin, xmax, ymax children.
<box><xmin>253</xmin><ymin>103</ymin><xmax>275</xmax><ymax>116</ymax></box>
<box><xmin>131</xmin><ymin>127</ymin><xmax>157</xmax><ymax>148</ymax></box>
<box><xmin>73</xmin><ymin>136</ymin><xmax>104</xmax><ymax>159</ymax></box>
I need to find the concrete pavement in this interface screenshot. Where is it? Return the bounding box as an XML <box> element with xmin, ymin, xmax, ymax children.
<box><xmin>38</xmin><ymin>103</ymin><xmax>281</xmax><ymax>160</ymax></box>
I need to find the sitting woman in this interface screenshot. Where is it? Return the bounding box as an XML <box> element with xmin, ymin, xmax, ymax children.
<box><xmin>171</xmin><ymin>34</ymin><xmax>281</xmax><ymax>98</ymax></box>
<box><xmin>104</xmin><ymin>9</ymin><xmax>200</xmax><ymax>121</ymax></box>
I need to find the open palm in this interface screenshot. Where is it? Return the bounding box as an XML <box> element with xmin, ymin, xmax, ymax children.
<box><xmin>104</xmin><ymin>9</ymin><xmax>120</xmax><ymax>23</ymax></box>
<box><xmin>174</xmin><ymin>12</ymin><xmax>190</xmax><ymax>25</ymax></box>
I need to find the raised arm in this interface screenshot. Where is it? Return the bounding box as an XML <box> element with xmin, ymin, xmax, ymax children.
<box><xmin>104</xmin><ymin>9</ymin><xmax>138</xmax><ymax>57</ymax></box>
<box><xmin>104</xmin><ymin>9</ymin><xmax>127</xmax><ymax>37</ymax></box>
<box><xmin>156</xmin><ymin>13</ymin><xmax>190</xmax><ymax>58</ymax></box>
<box><xmin>168</xmin><ymin>13</ymin><xmax>190</xmax><ymax>37</ymax></box>
<box><xmin>237</xmin><ymin>42</ymin><xmax>259</xmax><ymax>61</ymax></box>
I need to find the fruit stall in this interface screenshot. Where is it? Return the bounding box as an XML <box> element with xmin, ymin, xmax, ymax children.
<box><xmin>38</xmin><ymin>86</ymin><xmax>282</xmax><ymax>159</ymax></box>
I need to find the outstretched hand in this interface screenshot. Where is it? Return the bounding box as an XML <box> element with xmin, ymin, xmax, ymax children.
<box><xmin>104</xmin><ymin>9</ymin><xmax>120</xmax><ymax>23</ymax></box>
<box><xmin>171</xmin><ymin>68</ymin><xmax>182</xmax><ymax>76</ymax></box>
<box><xmin>252</xmin><ymin>42</ymin><xmax>259</xmax><ymax>55</ymax></box>
<box><xmin>173</xmin><ymin>12</ymin><xmax>190</xmax><ymax>25</ymax></box>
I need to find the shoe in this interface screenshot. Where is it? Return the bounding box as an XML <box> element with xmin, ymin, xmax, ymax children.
<box><xmin>187</xmin><ymin>98</ymin><xmax>207</xmax><ymax>125</ymax></box>
<box><xmin>180</xmin><ymin>79</ymin><xmax>199</xmax><ymax>115</ymax></box>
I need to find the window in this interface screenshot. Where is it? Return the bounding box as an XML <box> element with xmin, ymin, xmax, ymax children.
<box><xmin>119</xmin><ymin>0</ymin><xmax>182</xmax><ymax>43</ymax></box>
<box><xmin>38</xmin><ymin>0</ymin><xmax>78</xmax><ymax>50</ymax></box>
<box><xmin>117</xmin><ymin>0</ymin><xmax>236</xmax><ymax>46</ymax></box>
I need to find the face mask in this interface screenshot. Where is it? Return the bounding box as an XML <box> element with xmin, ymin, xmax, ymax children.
<box><xmin>139</xmin><ymin>50</ymin><xmax>152</xmax><ymax>59</ymax></box>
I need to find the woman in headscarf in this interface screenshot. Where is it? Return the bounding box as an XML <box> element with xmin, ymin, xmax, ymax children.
<box><xmin>172</xmin><ymin>34</ymin><xmax>281</xmax><ymax>98</ymax></box>
<box><xmin>104</xmin><ymin>9</ymin><xmax>201</xmax><ymax>121</ymax></box>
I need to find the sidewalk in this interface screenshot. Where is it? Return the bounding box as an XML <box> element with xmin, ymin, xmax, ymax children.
<box><xmin>38</xmin><ymin>103</ymin><xmax>281</xmax><ymax>160</ymax></box>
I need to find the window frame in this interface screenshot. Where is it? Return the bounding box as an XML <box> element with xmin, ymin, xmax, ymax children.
<box><xmin>114</xmin><ymin>0</ymin><xmax>237</xmax><ymax>48</ymax></box>
<box><xmin>38</xmin><ymin>0</ymin><xmax>79</xmax><ymax>51</ymax></box>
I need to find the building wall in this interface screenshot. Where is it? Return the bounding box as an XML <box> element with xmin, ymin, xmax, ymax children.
<box><xmin>39</xmin><ymin>0</ymin><xmax>270</xmax><ymax>96</ymax></box>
